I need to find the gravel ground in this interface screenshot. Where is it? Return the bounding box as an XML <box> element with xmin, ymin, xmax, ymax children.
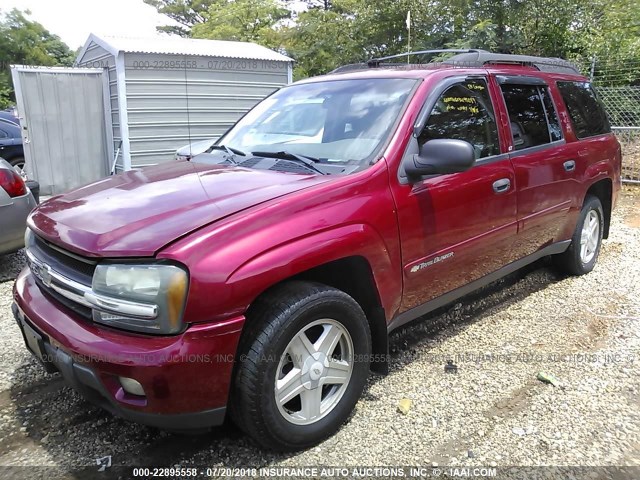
<box><xmin>0</xmin><ymin>188</ymin><xmax>638</xmax><ymax>479</ymax></box>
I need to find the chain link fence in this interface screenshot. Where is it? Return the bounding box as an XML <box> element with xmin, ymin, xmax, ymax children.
<box><xmin>581</xmin><ymin>58</ymin><xmax>640</xmax><ymax>184</ymax></box>
<box><xmin>611</xmin><ymin>126</ymin><xmax>640</xmax><ymax>183</ymax></box>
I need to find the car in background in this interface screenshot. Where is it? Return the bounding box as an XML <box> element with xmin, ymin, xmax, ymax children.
<box><xmin>0</xmin><ymin>158</ymin><xmax>37</xmax><ymax>255</ymax></box>
<box><xmin>0</xmin><ymin>109</ymin><xmax>19</xmax><ymax>126</ymax></box>
<box><xmin>0</xmin><ymin>118</ymin><xmax>25</xmax><ymax>174</ymax></box>
<box><xmin>175</xmin><ymin>138</ymin><xmax>217</xmax><ymax>161</ymax></box>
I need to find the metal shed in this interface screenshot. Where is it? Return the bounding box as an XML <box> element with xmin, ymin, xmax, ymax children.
<box><xmin>75</xmin><ymin>34</ymin><xmax>293</xmax><ymax>171</ymax></box>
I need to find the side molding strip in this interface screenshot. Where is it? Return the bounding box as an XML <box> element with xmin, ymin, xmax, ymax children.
<box><xmin>388</xmin><ymin>240</ymin><xmax>571</xmax><ymax>332</ymax></box>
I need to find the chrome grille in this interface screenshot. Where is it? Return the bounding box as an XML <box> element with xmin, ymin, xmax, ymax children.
<box><xmin>41</xmin><ymin>282</ymin><xmax>93</xmax><ymax>319</ymax></box>
<box><xmin>26</xmin><ymin>232</ymin><xmax>95</xmax><ymax>319</ymax></box>
<box><xmin>31</xmin><ymin>235</ymin><xmax>96</xmax><ymax>284</ymax></box>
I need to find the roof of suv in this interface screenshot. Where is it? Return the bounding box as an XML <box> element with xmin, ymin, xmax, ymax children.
<box><xmin>298</xmin><ymin>49</ymin><xmax>586</xmax><ymax>84</ymax></box>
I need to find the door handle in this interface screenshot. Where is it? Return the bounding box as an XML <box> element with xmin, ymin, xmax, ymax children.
<box><xmin>564</xmin><ymin>160</ymin><xmax>576</xmax><ymax>172</ymax></box>
<box><xmin>492</xmin><ymin>178</ymin><xmax>511</xmax><ymax>193</ymax></box>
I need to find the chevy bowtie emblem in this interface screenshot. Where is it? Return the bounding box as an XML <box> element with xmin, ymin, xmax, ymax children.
<box><xmin>40</xmin><ymin>264</ymin><xmax>53</xmax><ymax>287</ymax></box>
<box><xmin>33</xmin><ymin>262</ymin><xmax>53</xmax><ymax>287</ymax></box>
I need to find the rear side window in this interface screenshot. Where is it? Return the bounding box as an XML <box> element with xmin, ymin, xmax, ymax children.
<box><xmin>419</xmin><ymin>78</ymin><xmax>500</xmax><ymax>159</ymax></box>
<box><xmin>557</xmin><ymin>81</ymin><xmax>611</xmax><ymax>138</ymax></box>
<box><xmin>539</xmin><ymin>88</ymin><xmax>563</xmax><ymax>142</ymax></box>
<box><xmin>500</xmin><ymin>84</ymin><xmax>562</xmax><ymax>150</ymax></box>
<box><xmin>0</xmin><ymin>129</ymin><xmax>8</xmax><ymax>139</ymax></box>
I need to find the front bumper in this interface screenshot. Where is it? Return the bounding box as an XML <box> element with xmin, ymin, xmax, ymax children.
<box><xmin>13</xmin><ymin>269</ymin><xmax>245</xmax><ymax>430</ymax></box>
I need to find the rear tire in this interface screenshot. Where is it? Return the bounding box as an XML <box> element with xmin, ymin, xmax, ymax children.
<box><xmin>554</xmin><ymin>195</ymin><xmax>604</xmax><ymax>275</ymax></box>
<box><xmin>9</xmin><ymin>156</ymin><xmax>25</xmax><ymax>175</ymax></box>
<box><xmin>230</xmin><ymin>281</ymin><xmax>371</xmax><ymax>451</ymax></box>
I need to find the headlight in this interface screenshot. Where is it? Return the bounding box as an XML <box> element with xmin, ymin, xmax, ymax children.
<box><xmin>89</xmin><ymin>263</ymin><xmax>189</xmax><ymax>334</ymax></box>
<box><xmin>175</xmin><ymin>153</ymin><xmax>191</xmax><ymax>161</ymax></box>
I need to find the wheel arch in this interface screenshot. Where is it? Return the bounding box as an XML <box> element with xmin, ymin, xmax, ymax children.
<box><xmin>585</xmin><ymin>178</ymin><xmax>612</xmax><ymax>239</ymax></box>
<box><xmin>241</xmin><ymin>255</ymin><xmax>390</xmax><ymax>375</ymax></box>
<box><xmin>289</xmin><ymin>256</ymin><xmax>389</xmax><ymax>374</ymax></box>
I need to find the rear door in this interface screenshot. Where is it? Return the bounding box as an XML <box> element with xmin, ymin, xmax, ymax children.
<box><xmin>391</xmin><ymin>75</ymin><xmax>518</xmax><ymax>313</ymax></box>
<box><xmin>497</xmin><ymin>76</ymin><xmax>579</xmax><ymax>257</ymax></box>
<box><xmin>555</xmin><ymin>80</ymin><xmax>619</xmax><ymax>203</ymax></box>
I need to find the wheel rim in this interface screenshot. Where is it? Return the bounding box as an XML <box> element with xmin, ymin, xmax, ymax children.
<box><xmin>274</xmin><ymin>318</ymin><xmax>354</xmax><ymax>426</ymax></box>
<box><xmin>13</xmin><ymin>162</ymin><xmax>25</xmax><ymax>177</ymax></box>
<box><xmin>580</xmin><ymin>209</ymin><xmax>600</xmax><ymax>264</ymax></box>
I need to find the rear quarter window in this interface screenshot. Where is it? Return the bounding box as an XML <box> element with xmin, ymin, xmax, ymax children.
<box><xmin>557</xmin><ymin>81</ymin><xmax>611</xmax><ymax>139</ymax></box>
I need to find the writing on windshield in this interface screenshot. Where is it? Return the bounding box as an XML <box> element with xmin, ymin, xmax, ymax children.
<box><xmin>219</xmin><ymin>78</ymin><xmax>418</xmax><ymax>164</ymax></box>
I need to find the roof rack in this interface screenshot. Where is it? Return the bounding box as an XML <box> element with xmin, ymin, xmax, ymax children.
<box><xmin>329</xmin><ymin>49</ymin><xmax>581</xmax><ymax>76</ymax></box>
<box><xmin>367</xmin><ymin>49</ymin><xmax>488</xmax><ymax>67</ymax></box>
<box><xmin>444</xmin><ymin>52</ymin><xmax>581</xmax><ymax>75</ymax></box>
<box><xmin>330</xmin><ymin>49</ymin><xmax>485</xmax><ymax>74</ymax></box>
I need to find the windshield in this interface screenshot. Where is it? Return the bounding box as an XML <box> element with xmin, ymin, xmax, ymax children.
<box><xmin>218</xmin><ymin>78</ymin><xmax>418</xmax><ymax>166</ymax></box>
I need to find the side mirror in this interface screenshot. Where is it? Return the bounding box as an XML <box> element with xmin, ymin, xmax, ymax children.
<box><xmin>404</xmin><ymin>139</ymin><xmax>476</xmax><ymax>179</ymax></box>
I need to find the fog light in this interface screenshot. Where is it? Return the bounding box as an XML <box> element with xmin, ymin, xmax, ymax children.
<box><xmin>119</xmin><ymin>376</ymin><xmax>145</xmax><ymax>397</ymax></box>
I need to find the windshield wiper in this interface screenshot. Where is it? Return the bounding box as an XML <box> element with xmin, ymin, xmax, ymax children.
<box><xmin>206</xmin><ymin>145</ymin><xmax>247</xmax><ymax>164</ymax></box>
<box><xmin>252</xmin><ymin>150</ymin><xmax>327</xmax><ymax>175</ymax></box>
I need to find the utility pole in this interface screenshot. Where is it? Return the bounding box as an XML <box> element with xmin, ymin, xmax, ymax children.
<box><xmin>406</xmin><ymin>10</ymin><xmax>411</xmax><ymax>63</ymax></box>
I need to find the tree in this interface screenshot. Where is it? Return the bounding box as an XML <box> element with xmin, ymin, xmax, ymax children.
<box><xmin>282</xmin><ymin>6</ymin><xmax>355</xmax><ymax>78</ymax></box>
<box><xmin>191</xmin><ymin>0</ymin><xmax>289</xmax><ymax>50</ymax></box>
<box><xmin>575</xmin><ymin>0</ymin><xmax>640</xmax><ymax>85</ymax></box>
<box><xmin>143</xmin><ymin>0</ymin><xmax>217</xmax><ymax>36</ymax></box>
<box><xmin>0</xmin><ymin>8</ymin><xmax>75</xmax><ymax>108</ymax></box>
<box><xmin>144</xmin><ymin>0</ymin><xmax>639</xmax><ymax>83</ymax></box>
<box><xmin>283</xmin><ymin>0</ymin><xmax>422</xmax><ymax>78</ymax></box>
<box><xmin>297</xmin><ymin>0</ymin><xmax>332</xmax><ymax>10</ymax></box>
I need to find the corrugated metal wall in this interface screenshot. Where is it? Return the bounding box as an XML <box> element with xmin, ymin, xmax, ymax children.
<box><xmin>11</xmin><ymin>67</ymin><xmax>111</xmax><ymax>195</ymax></box>
<box><xmin>76</xmin><ymin>41</ymin><xmax>120</xmax><ymax>171</ymax></box>
<box><xmin>123</xmin><ymin>53</ymin><xmax>289</xmax><ymax>167</ymax></box>
<box><xmin>75</xmin><ymin>46</ymin><xmax>291</xmax><ymax>171</ymax></box>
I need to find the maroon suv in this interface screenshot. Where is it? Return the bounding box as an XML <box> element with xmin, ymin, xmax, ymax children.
<box><xmin>13</xmin><ymin>51</ymin><xmax>621</xmax><ymax>451</ymax></box>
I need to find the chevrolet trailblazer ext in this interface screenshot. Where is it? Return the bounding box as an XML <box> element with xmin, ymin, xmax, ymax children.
<box><xmin>13</xmin><ymin>51</ymin><xmax>621</xmax><ymax>451</ymax></box>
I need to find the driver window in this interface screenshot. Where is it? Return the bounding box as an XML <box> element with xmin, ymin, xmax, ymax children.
<box><xmin>419</xmin><ymin>78</ymin><xmax>500</xmax><ymax>159</ymax></box>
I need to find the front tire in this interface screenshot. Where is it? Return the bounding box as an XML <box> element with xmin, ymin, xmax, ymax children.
<box><xmin>230</xmin><ymin>281</ymin><xmax>371</xmax><ymax>451</ymax></box>
<box><xmin>554</xmin><ymin>195</ymin><xmax>604</xmax><ymax>275</ymax></box>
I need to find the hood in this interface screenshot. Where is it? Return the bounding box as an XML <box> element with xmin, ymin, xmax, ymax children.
<box><xmin>176</xmin><ymin>138</ymin><xmax>216</xmax><ymax>157</ymax></box>
<box><xmin>29</xmin><ymin>161</ymin><xmax>331</xmax><ymax>257</ymax></box>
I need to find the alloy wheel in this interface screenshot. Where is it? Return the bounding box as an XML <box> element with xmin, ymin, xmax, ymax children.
<box><xmin>274</xmin><ymin>319</ymin><xmax>354</xmax><ymax>426</ymax></box>
<box><xmin>580</xmin><ymin>209</ymin><xmax>600</xmax><ymax>264</ymax></box>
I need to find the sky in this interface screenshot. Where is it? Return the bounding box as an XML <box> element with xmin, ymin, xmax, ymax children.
<box><xmin>0</xmin><ymin>0</ymin><xmax>176</xmax><ymax>50</ymax></box>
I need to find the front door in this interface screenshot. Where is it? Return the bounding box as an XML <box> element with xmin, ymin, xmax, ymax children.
<box><xmin>390</xmin><ymin>76</ymin><xmax>518</xmax><ymax>313</ymax></box>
